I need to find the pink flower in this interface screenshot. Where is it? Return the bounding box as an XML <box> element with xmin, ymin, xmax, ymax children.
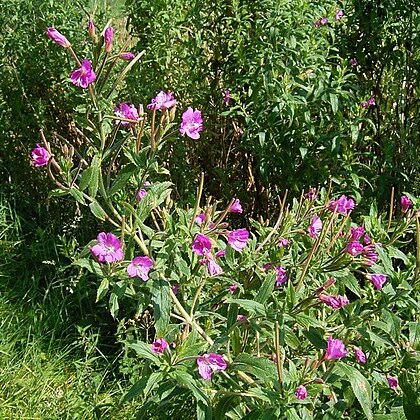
<box><xmin>295</xmin><ymin>385</ymin><xmax>307</xmax><ymax>400</ymax></box>
<box><xmin>147</xmin><ymin>91</ymin><xmax>178</xmax><ymax>111</ymax></box>
<box><xmin>91</xmin><ymin>232</ymin><xmax>124</xmax><ymax>263</ymax></box>
<box><xmin>70</xmin><ymin>59</ymin><xmax>97</xmax><ymax>88</ymax></box>
<box><xmin>305</xmin><ymin>187</ymin><xmax>317</xmax><ymax>200</ymax></box>
<box><xmin>224</xmin><ymin>89</ymin><xmax>232</xmax><ymax>105</ymax></box>
<box><xmin>31</xmin><ymin>144</ymin><xmax>50</xmax><ymax>167</ymax></box>
<box><xmin>215</xmin><ymin>249</ymin><xmax>226</xmax><ymax>258</ymax></box>
<box><xmin>237</xmin><ymin>315</ymin><xmax>249</xmax><ymax>325</ymax></box>
<box><xmin>313</xmin><ymin>20</ymin><xmax>320</xmax><ymax>28</ymax></box>
<box><xmin>362</xmin><ymin>244</ymin><xmax>379</xmax><ymax>266</ymax></box>
<box><xmin>387</xmin><ymin>375</ymin><xmax>398</xmax><ymax>389</ymax></box>
<box><xmin>171</xmin><ymin>283</ymin><xmax>180</xmax><ymax>295</ymax></box>
<box><xmin>197</xmin><ymin>353</ymin><xmax>227</xmax><ymax>380</ymax></box>
<box><xmin>336</xmin><ymin>10</ymin><xmax>344</xmax><ymax>20</ymax></box>
<box><xmin>114</xmin><ymin>103</ymin><xmax>139</xmax><ymax>126</ymax></box>
<box><xmin>119</xmin><ymin>52</ymin><xmax>136</xmax><ymax>60</ymax></box>
<box><xmin>192</xmin><ymin>233</ymin><xmax>212</xmax><ymax>256</ymax></box>
<box><xmin>136</xmin><ymin>189</ymin><xmax>147</xmax><ymax>201</ymax></box>
<box><xmin>328</xmin><ymin>195</ymin><xmax>355</xmax><ymax>214</ymax></box>
<box><xmin>46</xmin><ymin>27</ymin><xmax>70</xmax><ymax>48</ymax></box>
<box><xmin>368</xmin><ymin>97</ymin><xmax>376</xmax><ymax>106</ymax></box>
<box><xmin>228</xmin><ymin>284</ymin><xmax>238</xmax><ymax>293</ymax></box>
<box><xmin>350</xmin><ymin>58</ymin><xmax>358</xmax><ymax>66</ymax></box>
<box><xmin>88</xmin><ymin>20</ymin><xmax>96</xmax><ymax>39</ymax></box>
<box><xmin>151</xmin><ymin>338</ymin><xmax>168</xmax><ymax>354</ymax></box>
<box><xmin>179</xmin><ymin>107</ymin><xmax>203</xmax><ymax>139</ymax></box>
<box><xmin>346</xmin><ymin>241</ymin><xmax>364</xmax><ymax>256</ymax></box>
<box><xmin>194</xmin><ymin>213</ymin><xmax>206</xmax><ymax>225</ymax></box>
<box><xmin>227</xmin><ymin>228</ymin><xmax>249</xmax><ymax>252</ymax></box>
<box><xmin>354</xmin><ymin>347</ymin><xmax>366</xmax><ymax>364</ymax></box>
<box><xmin>350</xmin><ymin>226</ymin><xmax>365</xmax><ymax>241</ymax></box>
<box><xmin>229</xmin><ymin>199</ymin><xmax>243</xmax><ymax>213</ymax></box>
<box><xmin>366</xmin><ymin>273</ymin><xmax>388</xmax><ymax>290</ymax></box>
<box><xmin>320</xmin><ymin>17</ymin><xmax>328</xmax><ymax>25</ymax></box>
<box><xmin>275</xmin><ymin>266</ymin><xmax>288</xmax><ymax>288</ymax></box>
<box><xmin>104</xmin><ymin>27</ymin><xmax>113</xmax><ymax>53</ymax></box>
<box><xmin>361</xmin><ymin>101</ymin><xmax>369</xmax><ymax>108</ymax></box>
<box><xmin>325</xmin><ymin>337</ymin><xmax>347</xmax><ymax>360</ymax></box>
<box><xmin>127</xmin><ymin>256</ymin><xmax>154</xmax><ymax>281</ymax></box>
<box><xmin>308</xmin><ymin>216</ymin><xmax>323</xmax><ymax>238</ymax></box>
<box><xmin>278</xmin><ymin>237</ymin><xmax>290</xmax><ymax>247</ymax></box>
<box><xmin>319</xmin><ymin>294</ymin><xmax>350</xmax><ymax>309</ymax></box>
<box><xmin>401</xmin><ymin>195</ymin><xmax>412</xmax><ymax>213</ymax></box>
<box><xmin>201</xmin><ymin>253</ymin><xmax>223</xmax><ymax>276</ymax></box>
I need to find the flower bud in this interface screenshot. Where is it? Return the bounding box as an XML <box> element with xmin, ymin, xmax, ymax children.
<box><xmin>104</xmin><ymin>27</ymin><xmax>113</xmax><ymax>53</ymax></box>
<box><xmin>46</xmin><ymin>27</ymin><xmax>71</xmax><ymax>48</ymax></box>
<box><xmin>88</xmin><ymin>20</ymin><xmax>97</xmax><ymax>41</ymax></box>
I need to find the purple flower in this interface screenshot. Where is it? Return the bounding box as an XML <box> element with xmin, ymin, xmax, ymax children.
<box><xmin>151</xmin><ymin>338</ymin><xmax>168</xmax><ymax>354</ymax></box>
<box><xmin>305</xmin><ymin>187</ymin><xmax>317</xmax><ymax>200</ymax></box>
<box><xmin>91</xmin><ymin>232</ymin><xmax>124</xmax><ymax>263</ymax></box>
<box><xmin>227</xmin><ymin>228</ymin><xmax>249</xmax><ymax>252</ymax></box>
<box><xmin>192</xmin><ymin>233</ymin><xmax>212</xmax><ymax>256</ymax></box>
<box><xmin>46</xmin><ymin>27</ymin><xmax>70</xmax><ymax>48</ymax></box>
<box><xmin>179</xmin><ymin>107</ymin><xmax>203</xmax><ymax>139</ymax></box>
<box><xmin>197</xmin><ymin>353</ymin><xmax>227</xmax><ymax>380</ymax></box>
<box><xmin>147</xmin><ymin>91</ymin><xmax>178</xmax><ymax>111</ymax></box>
<box><xmin>88</xmin><ymin>20</ymin><xmax>96</xmax><ymax>39</ymax></box>
<box><xmin>295</xmin><ymin>385</ymin><xmax>307</xmax><ymax>400</ymax></box>
<box><xmin>401</xmin><ymin>195</ymin><xmax>412</xmax><ymax>213</ymax></box>
<box><xmin>308</xmin><ymin>216</ymin><xmax>323</xmax><ymax>238</ymax></box>
<box><xmin>362</xmin><ymin>244</ymin><xmax>379</xmax><ymax>266</ymax></box>
<box><xmin>229</xmin><ymin>199</ymin><xmax>243</xmax><ymax>214</ymax></box>
<box><xmin>350</xmin><ymin>58</ymin><xmax>358</xmax><ymax>66</ymax></box>
<box><xmin>194</xmin><ymin>213</ymin><xmax>206</xmax><ymax>225</ymax></box>
<box><xmin>326</xmin><ymin>337</ymin><xmax>347</xmax><ymax>360</ymax></box>
<box><xmin>320</xmin><ymin>17</ymin><xmax>328</xmax><ymax>25</ymax></box>
<box><xmin>228</xmin><ymin>284</ymin><xmax>238</xmax><ymax>293</ymax></box>
<box><xmin>346</xmin><ymin>241</ymin><xmax>364</xmax><ymax>256</ymax></box>
<box><xmin>354</xmin><ymin>347</ymin><xmax>366</xmax><ymax>364</ymax></box>
<box><xmin>171</xmin><ymin>283</ymin><xmax>180</xmax><ymax>295</ymax></box>
<box><xmin>313</xmin><ymin>20</ymin><xmax>320</xmax><ymax>28</ymax></box>
<box><xmin>361</xmin><ymin>101</ymin><xmax>369</xmax><ymax>108</ymax></box>
<box><xmin>127</xmin><ymin>256</ymin><xmax>154</xmax><ymax>281</ymax></box>
<box><xmin>70</xmin><ymin>59</ymin><xmax>97</xmax><ymax>88</ymax></box>
<box><xmin>224</xmin><ymin>89</ymin><xmax>232</xmax><ymax>105</ymax></box>
<box><xmin>368</xmin><ymin>97</ymin><xmax>376</xmax><ymax>106</ymax></box>
<box><xmin>275</xmin><ymin>266</ymin><xmax>288</xmax><ymax>288</ymax></box>
<box><xmin>336</xmin><ymin>10</ymin><xmax>344</xmax><ymax>20</ymax></box>
<box><xmin>328</xmin><ymin>195</ymin><xmax>355</xmax><ymax>214</ymax></box>
<box><xmin>237</xmin><ymin>315</ymin><xmax>249</xmax><ymax>325</ymax></box>
<box><xmin>136</xmin><ymin>189</ymin><xmax>147</xmax><ymax>201</ymax></box>
<box><xmin>366</xmin><ymin>273</ymin><xmax>388</xmax><ymax>290</ymax></box>
<box><xmin>215</xmin><ymin>249</ymin><xmax>226</xmax><ymax>258</ymax></box>
<box><xmin>350</xmin><ymin>226</ymin><xmax>365</xmax><ymax>241</ymax></box>
<box><xmin>278</xmin><ymin>237</ymin><xmax>290</xmax><ymax>247</ymax></box>
<box><xmin>119</xmin><ymin>52</ymin><xmax>136</xmax><ymax>60</ymax></box>
<box><xmin>114</xmin><ymin>103</ymin><xmax>139</xmax><ymax>126</ymax></box>
<box><xmin>319</xmin><ymin>294</ymin><xmax>350</xmax><ymax>309</ymax></box>
<box><xmin>201</xmin><ymin>253</ymin><xmax>223</xmax><ymax>276</ymax></box>
<box><xmin>104</xmin><ymin>27</ymin><xmax>113</xmax><ymax>53</ymax></box>
<box><xmin>387</xmin><ymin>375</ymin><xmax>398</xmax><ymax>389</ymax></box>
<box><xmin>31</xmin><ymin>144</ymin><xmax>50</xmax><ymax>167</ymax></box>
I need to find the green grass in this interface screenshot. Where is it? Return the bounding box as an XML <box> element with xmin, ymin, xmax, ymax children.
<box><xmin>0</xmin><ymin>196</ymin><xmax>136</xmax><ymax>419</ymax></box>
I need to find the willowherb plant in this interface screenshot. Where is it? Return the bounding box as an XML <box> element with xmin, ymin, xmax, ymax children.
<box><xmin>34</xmin><ymin>21</ymin><xmax>420</xmax><ymax>419</ymax></box>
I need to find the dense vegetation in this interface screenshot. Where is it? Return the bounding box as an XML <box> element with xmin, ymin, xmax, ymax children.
<box><xmin>0</xmin><ymin>1</ymin><xmax>419</xmax><ymax>418</ymax></box>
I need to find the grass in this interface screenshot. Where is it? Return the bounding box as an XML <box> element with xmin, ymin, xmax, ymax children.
<box><xmin>0</xmin><ymin>196</ymin><xmax>136</xmax><ymax>419</ymax></box>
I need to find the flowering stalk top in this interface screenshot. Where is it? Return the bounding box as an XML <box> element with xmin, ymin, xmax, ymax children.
<box><xmin>151</xmin><ymin>338</ymin><xmax>168</xmax><ymax>354</ymax></box>
<box><xmin>70</xmin><ymin>59</ymin><xmax>97</xmax><ymax>88</ymax></box>
<box><xmin>319</xmin><ymin>294</ymin><xmax>349</xmax><ymax>309</ymax></box>
<box><xmin>275</xmin><ymin>266</ymin><xmax>288</xmax><ymax>288</ymax></box>
<box><xmin>31</xmin><ymin>144</ymin><xmax>50</xmax><ymax>167</ymax></box>
<box><xmin>354</xmin><ymin>347</ymin><xmax>366</xmax><ymax>364</ymax></box>
<box><xmin>114</xmin><ymin>103</ymin><xmax>139</xmax><ymax>126</ymax></box>
<box><xmin>192</xmin><ymin>233</ymin><xmax>212</xmax><ymax>256</ymax></box>
<box><xmin>387</xmin><ymin>375</ymin><xmax>399</xmax><ymax>389</ymax></box>
<box><xmin>308</xmin><ymin>215</ymin><xmax>322</xmax><ymax>238</ymax></box>
<box><xmin>46</xmin><ymin>28</ymin><xmax>71</xmax><ymax>48</ymax></box>
<box><xmin>104</xmin><ymin>27</ymin><xmax>113</xmax><ymax>53</ymax></box>
<box><xmin>127</xmin><ymin>256</ymin><xmax>154</xmax><ymax>281</ymax></box>
<box><xmin>119</xmin><ymin>52</ymin><xmax>136</xmax><ymax>60</ymax></box>
<box><xmin>401</xmin><ymin>195</ymin><xmax>412</xmax><ymax>213</ymax></box>
<box><xmin>179</xmin><ymin>107</ymin><xmax>203</xmax><ymax>139</ymax></box>
<box><xmin>325</xmin><ymin>337</ymin><xmax>347</xmax><ymax>360</ymax></box>
<box><xmin>196</xmin><ymin>353</ymin><xmax>227</xmax><ymax>380</ymax></box>
<box><xmin>147</xmin><ymin>91</ymin><xmax>178</xmax><ymax>111</ymax></box>
<box><xmin>346</xmin><ymin>241</ymin><xmax>364</xmax><ymax>256</ymax></box>
<box><xmin>229</xmin><ymin>199</ymin><xmax>243</xmax><ymax>213</ymax></box>
<box><xmin>227</xmin><ymin>228</ymin><xmax>249</xmax><ymax>252</ymax></box>
<box><xmin>91</xmin><ymin>232</ymin><xmax>124</xmax><ymax>263</ymax></box>
<box><xmin>295</xmin><ymin>385</ymin><xmax>307</xmax><ymax>400</ymax></box>
<box><xmin>328</xmin><ymin>195</ymin><xmax>355</xmax><ymax>214</ymax></box>
<box><xmin>366</xmin><ymin>273</ymin><xmax>388</xmax><ymax>290</ymax></box>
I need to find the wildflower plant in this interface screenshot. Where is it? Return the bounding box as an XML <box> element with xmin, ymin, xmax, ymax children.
<box><xmin>35</xmin><ymin>21</ymin><xmax>420</xmax><ymax>419</ymax></box>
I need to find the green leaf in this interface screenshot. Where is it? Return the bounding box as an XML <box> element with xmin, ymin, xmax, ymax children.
<box><xmin>96</xmin><ymin>278</ymin><xmax>109</xmax><ymax>302</ymax></box>
<box><xmin>88</xmin><ymin>155</ymin><xmax>101</xmax><ymax>198</ymax></box>
<box><xmin>109</xmin><ymin>292</ymin><xmax>119</xmax><ymax>318</ymax></box>
<box><xmin>329</xmin><ymin>93</ymin><xmax>338</xmax><ymax>114</ymax></box>
<box><xmin>225</xmin><ymin>299</ymin><xmax>266</xmax><ymax>316</ymax></box>
<box><xmin>109</xmin><ymin>163</ymin><xmax>139</xmax><ymax>196</ymax></box>
<box><xmin>151</xmin><ymin>278</ymin><xmax>171</xmax><ymax>335</ymax></box>
<box><xmin>337</xmin><ymin>364</ymin><xmax>373</xmax><ymax>420</ymax></box>
<box><xmin>231</xmin><ymin>353</ymin><xmax>278</xmax><ymax>382</ymax></box>
<box><xmin>73</xmin><ymin>258</ymin><xmax>103</xmax><ymax>276</ymax></box>
<box><xmin>79</xmin><ymin>167</ymin><xmax>92</xmax><ymax>191</ymax></box>
<box><xmin>69</xmin><ymin>187</ymin><xmax>86</xmax><ymax>205</ymax></box>
<box><xmin>126</xmin><ymin>340</ymin><xmax>160</xmax><ymax>365</ymax></box>
<box><xmin>409</xmin><ymin>321</ymin><xmax>420</xmax><ymax>350</ymax></box>
<box><xmin>170</xmin><ymin>371</ymin><xmax>209</xmax><ymax>405</ymax></box>
<box><xmin>89</xmin><ymin>201</ymin><xmax>107</xmax><ymax>221</ymax></box>
<box><xmin>122</xmin><ymin>376</ymin><xmax>149</xmax><ymax>402</ymax></box>
<box><xmin>255</xmin><ymin>273</ymin><xmax>275</xmax><ymax>304</ymax></box>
